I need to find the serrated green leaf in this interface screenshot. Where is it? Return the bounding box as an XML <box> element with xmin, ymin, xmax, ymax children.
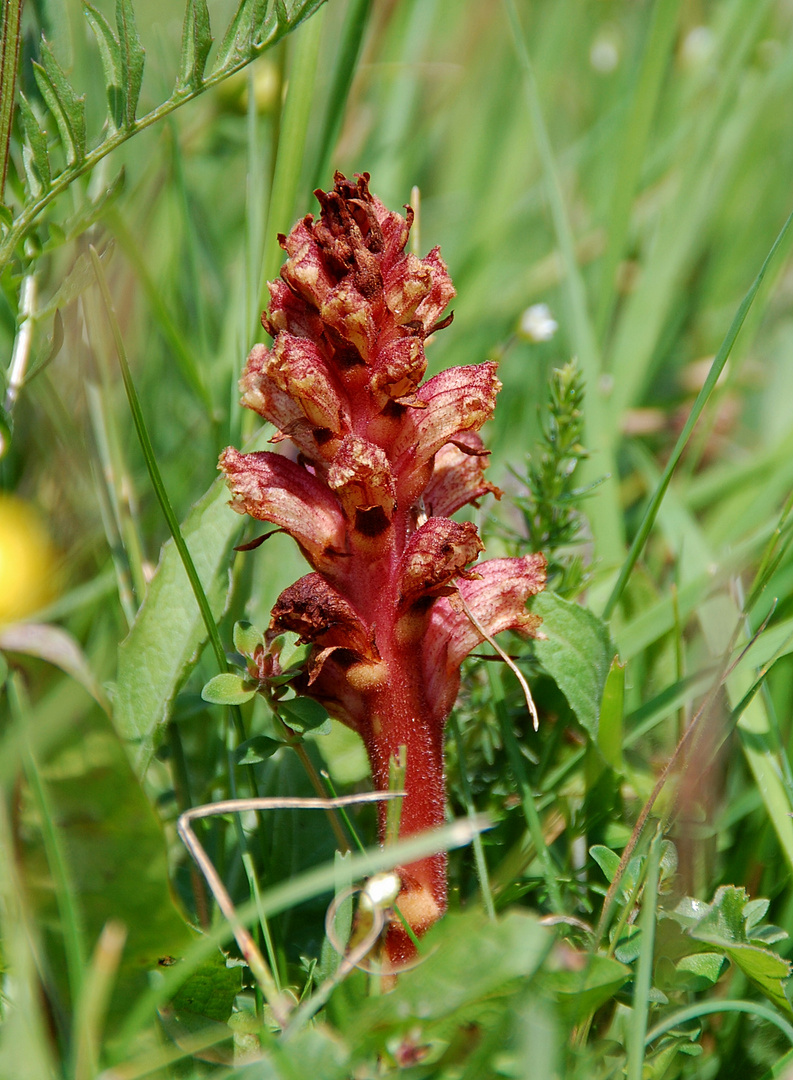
<box><xmin>116</xmin><ymin>0</ymin><xmax>145</xmax><ymax>125</ymax></box>
<box><xmin>84</xmin><ymin>2</ymin><xmax>125</xmax><ymax>131</ymax></box>
<box><xmin>17</xmin><ymin>93</ymin><xmax>50</xmax><ymax>196</ymax></box>
<box><xmin>721</xmin><ymin>944</ymin><xmax>793</xmax><ymax>1017</ymax></box>
<box><xmin>234</xmin><ymin>734</ymin><xmax>282</xmax><ymax>764</ymax></box>
<box><xmin>201</xmin><ymin>672</ymin><xmax>256</xmax><ymax>705</ymax></box>
<box><xmin>33</xmin><ymin>40</ymin><xmax>87</xmax><ymax>166</ymax></box>
<box><xmin>532</xmin><ymin>592</ymin><xmax>612</xmax><ymax>737</ymax></box>
<box><xmin>114</xmin><ymin>455</ymin><xmax>258</xmax><ymax>773</ymax></box>
<box><xmin>744</xmin><ymin>898</ymin><xmax>771</xmax><ymax>931</ymax></box>
<box><xmin>280</xmin><ymin>695</ymin><xmax>330</xmax><ymax>732</ymax></box>
<box><xmin>177</xmin><ymin>0</ymin><xmax>213</xmax><ymax>92</ymax></box>
<box><xmin>170</xmin><ymin>951</ymin><xmax>241</xmax><ymax>1022</ymax></box>
<box><xmin>233</xmin><ymin>619</ymin><xmax>264</xmax><ymax>657</ymax></box>
<box><xmin>688</xmin><ymin>885</ymin><xmax>749</xmax><ymax>946</ymax></box>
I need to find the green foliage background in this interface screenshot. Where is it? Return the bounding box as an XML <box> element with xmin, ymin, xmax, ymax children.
<box><xmin>4</xmin><ymin>0</ymin><xmax>793</xmax><ymax>1076</ymax></box>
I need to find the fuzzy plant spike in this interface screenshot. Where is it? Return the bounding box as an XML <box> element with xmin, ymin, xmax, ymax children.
<box><xmin>220</xmin><ymin>172</ymin><xmax>546</xmax><ymax>964</ymax></box>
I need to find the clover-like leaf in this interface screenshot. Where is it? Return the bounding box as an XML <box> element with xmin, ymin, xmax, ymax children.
<box><xmin>279</xmin><ymin>695</ymin><xmax>331</xmax><ymax>733</ymax></box>
<box><xmin>233</xmin><ymin>619</ymin><xmax>264</xmax><ymax>657</ymax></box>
<box><xmin>234</xmin><ymin>734</ymin><xmax>283</xmax><ymax>765</ymax></box>
<box><xmin>201</xmin><ymin>672</ymin><xmax>257</xmax><ymax>705</ymax></box>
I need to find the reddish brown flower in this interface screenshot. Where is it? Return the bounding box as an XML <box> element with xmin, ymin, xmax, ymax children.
<box><xmin>221</xmin><ymin>173</ymin><xmax>546</xmax><ymax>964</ymax></box>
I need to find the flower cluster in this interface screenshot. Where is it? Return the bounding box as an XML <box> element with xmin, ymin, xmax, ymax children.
<box><xmin>220</xmin><ymin>173</ymin><xmax>546</xmax><ymax>963</ymax></box>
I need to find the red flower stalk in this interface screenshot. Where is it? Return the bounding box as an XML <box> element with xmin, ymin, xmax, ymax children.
<box><xmin>220</xmin><ymin>173</ymin><xmax>546</xmax><ymax>963</ymax></box>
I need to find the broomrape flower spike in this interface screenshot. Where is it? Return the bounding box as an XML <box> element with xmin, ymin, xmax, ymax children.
<box><xmin>220</xmin><ymin>172</ymin><xmax>546</xmax><ymax>964</ymax></box>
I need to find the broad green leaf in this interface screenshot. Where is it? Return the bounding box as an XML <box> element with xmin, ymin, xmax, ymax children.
<box><xmin>597</xmin><ymin>656</ymin><xmax>624</xmax><ymax>771</ymax></box>
<box><xmin>233</xmin><ymin>734</ymin><xmax>282</xmax><ymax>764</ymax></box>
<box><xmin>532</xmin><ymin>592</ymin><xmax>612</xmax><ymax>738</ymax></box>
<box><xmin>270</xmin><ymin>1024</ymin><xmax>350</xmax><ymax>1080</ymax></box>
<box><xmin>33</xmin><ymin>40</ymin><xmax>87</xmax><ymax>166</ymax></box>
<box><xmin>170</xmin><ymin>951</ymin><xmax>241</xmax><ymax>1023</ymax></box>
<box><xmin>540</xmin><ymin>953</ymin><xmax>631</xmax><ymax>1025</ymax></box>
<box><xmin>84</xmin><ymin>2</ymin><xmax>125</xmax><ymax>131</ymax></box>
<box><xmin>177</xmin><ymin>0</ymin><xmax>213</xmax><ymax>92</ymax></box>
<box><xmin>116</xmin><ymin>0</ymin><xmax>145</xmax><ymax>125</ymax></box>
<box><xmin>279</xmin><ymin>695</ymin><xmax>331</xmax><ymax>733</ymax></box>
<box><xmin>201</xmin><ymin>671</ymin><xmax>256</xmax><ymax>705</ymax></box>
<box><xmin>17</xmin><ymin>93</ymin><xmax>50</xmax><ymax>196</ymax></box>
<box><xmin>114</xmin><ymin>464</ymin><xmax>252</xmax><ymax>774</ymax></box>
<box><xmin>0</xmin><ymin>623</ymin><xmax>110</xmax><ymax>714</ymax></box>
<box><xmin>20</xmin><ymin>710</ymin><xmax>193</xmax><ymax>1030</ymax></box>
<box><xmin>351</xmin><ymin>909</ymin><xmax>550</xmax><ymax>1038</ymax></box>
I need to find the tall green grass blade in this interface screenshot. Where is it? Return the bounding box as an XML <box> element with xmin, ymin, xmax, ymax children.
<box><xmin>595</xmin><ymin>0</ymin><xmax>682</xmax><ymax>338</ymax></box>
<box><xmin>627</xmin><ymin>828</ymin><xmax>662</xmax><ymax>1080</ymax></box>
<box><xmin>258</xmin><ymin>3</ymin><xmax>326</xmax><ymax>309</ymax></box>
<box><xmin>602</xmin><ymin>201</ymin><xmax>793</xmax><ymax>620</ymax></box>
<box><xmin>501</xmin><ymin>0</ymin><xmax>622</xmax><ymax>562</ymax></box>
<box><xmin>449</xmin><ymin>712</ymin><xmax>496</xmax><ymax>920</ymax></box>
<box><xmin>311</xmin><ymin>0</ymin><xmax>373</xmax><ymax>189</ymax></box>
<box><xmin>489</xmin><ymin>664</ymin><xmax>563</xmax><ymax>913</ymax></box>
<box><xmin>13</xmin><ymin>676</ymin><xmax>88</xmax><ymax>1005</ymax></box>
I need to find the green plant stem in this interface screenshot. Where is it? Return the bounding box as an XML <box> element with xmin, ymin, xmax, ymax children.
<box><xmin>602</xmin><ymin>201</ymin><xmax>793</xmax><ymax>621</ymax></box>
<box><xmin>488</xmin><ymin>665</ymin><xmax>563</xmax><ymax>913</ymax></box>
<box><xmin>627</xmin><ymin>829</ymin><xmax>662</xmax><ymax>1080</ymax></box>
<box><xmin>449</xmin><ymin>713</ymin><xmax>496</xmax><ymax>920</ymax></box>
<box><xmin>0</xmin><ymin>0</ymin><xmax>327</xmax><ymax>273</ymax></box>
<box><xmin>0</xmin><ymin>0</ymin><xmax>23</xmax><ymax>202</ymax></box>
<box><xmin>645</xmin><ymin>1000</ymin><xmax>793</xmax><ymax>1048</ymax></box>
<box><xmin>88</xmin><ymin>244</ymin><xmax>227</xmax><ymax>674</ymax></box>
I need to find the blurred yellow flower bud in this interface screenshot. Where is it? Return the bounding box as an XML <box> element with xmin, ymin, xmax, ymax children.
<box><xmin>0</xmin><ymin>494</ymin><xmax>59</xmax><ymax>624</ymax></box>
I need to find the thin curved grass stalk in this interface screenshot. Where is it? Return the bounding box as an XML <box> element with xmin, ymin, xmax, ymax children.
<box><xmin>177</xmin><ymin>791</ymin><xmax>403</xmax><ymax>1028</ymax></box>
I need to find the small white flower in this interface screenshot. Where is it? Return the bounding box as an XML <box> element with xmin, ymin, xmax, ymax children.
<box><xmin>519</xmin><ymin>303</ymin><xmax>558</xmax><ymax>343</ymax></box>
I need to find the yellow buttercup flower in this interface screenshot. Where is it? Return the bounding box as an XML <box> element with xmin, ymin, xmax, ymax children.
<box><xmin>0</xmin><ymin>494</ymin><xmax>58</xmax><ymax>624</ymax></box>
